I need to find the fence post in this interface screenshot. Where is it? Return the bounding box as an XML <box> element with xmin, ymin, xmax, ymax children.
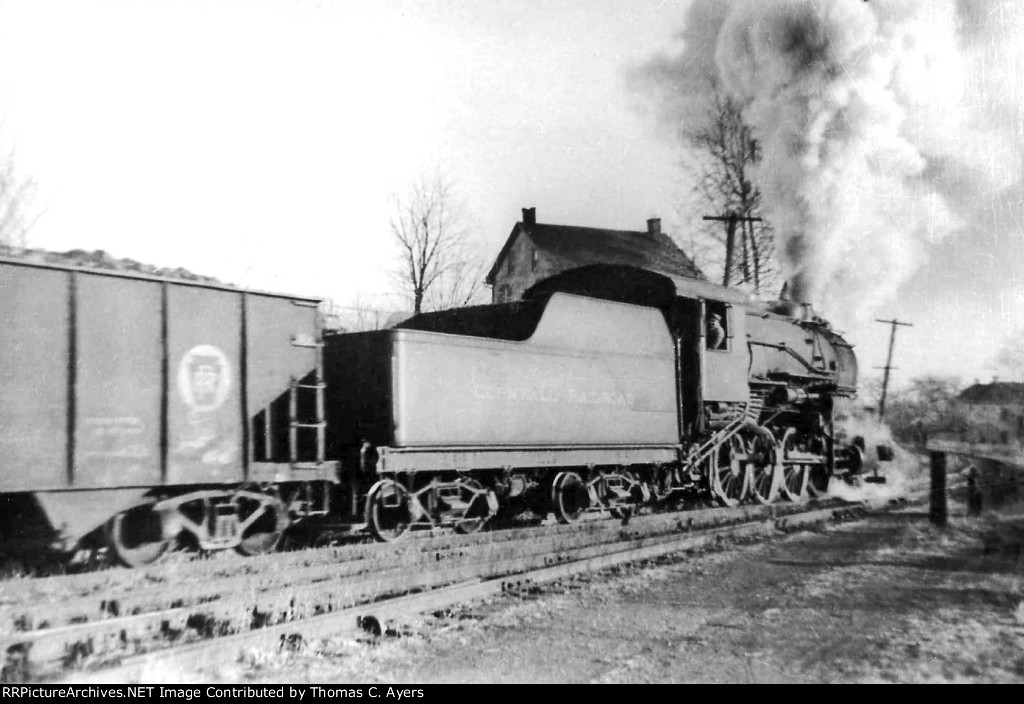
<box><xmin>929</xmin><ymin>451</ymin><xmax>947</xmax><ymax>527</ymax></box>
<box><xmin>966</xmin><ymin>464</ymin><xmax>982</xmax><ymax>516</ymax></box>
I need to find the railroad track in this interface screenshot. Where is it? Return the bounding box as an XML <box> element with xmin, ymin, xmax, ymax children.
<box><xmin>0</xmin><ymin>499</ymin><xmax>825</xmax><ymax>611</ymax></box>
<box><xmin>0</xmin><ymin>499</ymin><xmax>881</xmax><ymax>681</ymax></box>
<box><xmin>2</xmin><ymin>476</ymin><xmax>954</xmax><ymax>683</ymax></box>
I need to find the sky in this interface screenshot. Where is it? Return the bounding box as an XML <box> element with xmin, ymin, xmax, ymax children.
<box><xmin>0</xmin><ymin>0</ymin><xmax>1020</xmax><ymax>389</ymax></box>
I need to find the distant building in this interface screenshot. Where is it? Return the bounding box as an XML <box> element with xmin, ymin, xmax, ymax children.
<box><xmin>956</xmin><ymin>380</ymin><xmax>1024</xmax><ymax>444</ymax></box>
<box><xmin>485</xmin><ymin>208</ymin><xmax>704</xmax><ymax>304</ymax></box>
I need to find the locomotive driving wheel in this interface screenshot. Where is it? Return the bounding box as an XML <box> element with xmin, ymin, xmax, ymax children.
<box><xmin>551</xmin><ymin>471</ymin><xmax>590</xmax><ymax>524</ymax></box>
<box><xmin>709</xmin><ymin>434</ymin><xmax>748</xmax><ymax>507</ymax></box>
<box><xmin>234</xmin><ymin>491</ymin><xmax>289</xmax><ymax>557</ymax></box>
<box><xmin>365</xmin><ymin>479</ymin><xmax>412</xmax><ymax>541</ymax></box>
<box><xmin>747</xmin><ymin>426</ymin><xmax>780</xmax><ymax>505</ymax></box>
<box><xmin>778</xmin><ymin>427</ymin><xmax>809</xmax><ymax>503</ymax></box>
<box><xmin>807</xmin><ymin>465</ymin><xmax>831</xmax><ymax>497</ymax></box>
<box><xmin>105</xmin><ymin>502</ymin><xmax>171</xmax><ymax>568</ymax></box>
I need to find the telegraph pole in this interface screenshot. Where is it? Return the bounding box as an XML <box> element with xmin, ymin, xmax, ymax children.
<box><xmin>702</xmin><ymin>214</ymin><xmax>762</xmax><ymax>287</ymax></box>
<box><xmin>875</xmin><ymin>318</ymin><xmax>913</xmax><ymax>421</ymax></box>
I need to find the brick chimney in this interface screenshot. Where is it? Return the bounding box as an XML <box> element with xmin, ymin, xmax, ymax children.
<box><xmin>646</xmin><ymin>218</ymin><xmax>661</xmax><ymax>236</ymax></box>
<box><xmin>522</xmin><ymin>207</ymin><xmax>536</xmax><ymax>226</ymax></box>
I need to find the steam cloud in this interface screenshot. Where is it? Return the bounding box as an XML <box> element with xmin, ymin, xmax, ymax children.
<box><xmin>635</xmin><ymin>0</ymin><xmax>1024</xmax><ymax>327</ymax></box>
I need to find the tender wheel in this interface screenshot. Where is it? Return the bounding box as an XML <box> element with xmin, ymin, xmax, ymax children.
<box><xmin>365</xmin><ymin>479</ymin><xmax>411</xmax><ymax>541</ymax></box>
<box><xmin>710</xmin><ymin>435</ymin><xmax>748</xmax><ymax>507</ymax></box>
<box><xmin>747</xmin><ymin>427</ymin><xmax>780</xmax><ymax>505</ymax></box>
<box><xmin>452</xmin><ymin>479</ymin><xmax>493</xmax><ymax>535</ymax></box>
<box><xmin>551</xmin><ymin>471</ymin><xmax>590</xmax><ymax>524</ymax></box>
<box><xmin>235</xmin><ymin>493</ymin><xmax>289</xmax><ymax>557</ymax></box>
<box><xmin>105</xmin><ymin>503</ymin><xmax>170</xmax><ymax>568</ymax></box>
<box><xmin>779</xmin><ymin>427</ymin><xmax>809</xmax><ymax>503</ymax></box>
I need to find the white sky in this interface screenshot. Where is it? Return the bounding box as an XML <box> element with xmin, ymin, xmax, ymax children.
<box><xmin>0</xmin><ymin>0</ymin><xmax>1020</xmax><ymax>388</ymax></box>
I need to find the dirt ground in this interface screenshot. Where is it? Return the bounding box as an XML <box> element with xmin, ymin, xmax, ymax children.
<box><xmin>216</xmin><ymin>499</ymin><xmax>1024</xmax><ymax>684</ymax></box>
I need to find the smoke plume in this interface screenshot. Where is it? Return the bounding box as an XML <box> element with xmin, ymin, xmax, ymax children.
<box><xmin>634</xmin><ymin>0</ymin><xmax>1024</xmax><ymax>326</ymax></box>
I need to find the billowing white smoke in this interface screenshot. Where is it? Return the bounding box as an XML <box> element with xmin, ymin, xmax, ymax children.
<box><xmin>832</xmin><ymin>402</ymin><xmax>922</xmax><ymax>501</ymax></box>
<box><xmin>635</xmin><ymin>0</ymin><xmax>1024</xmax><ymax>327</ymax></box>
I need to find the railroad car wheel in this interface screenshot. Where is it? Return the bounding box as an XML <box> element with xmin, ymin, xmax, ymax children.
<box><xmin>365</xmin><ymin>479</ymin><xmax>412</xmax><ymax>541</ymax></box>
<box><xmin>235</xmin><ymin>493</ymin><xmax>289</xmax><ymax>557</ymax></box>
<box><xmin>551</xmin><ymin>471</ymin><xmax>589</xmax><ymax>524</ymax></box>
<box><xmin>747</xmin><ymin>427</ymin><xmax>780</xmax><ymax>505</ymax></box>
<box><xmin>778</xmin><ymin>428</ymin><xmax>809</xmax><ymax>503</ymax></box>
<box><xmin>105</xmin><ymin>503</ymin><xmax>170</xmax><ymax>568</ymax></box>
<box><xmin>710</xmin><ymin>435</ymin><xmax>748</xmax><ymax>507</ymax></box>
<box><xmin>452</xmin><ymin>480</ymin><xmax>492</xmax><ymax>535</ymax></box>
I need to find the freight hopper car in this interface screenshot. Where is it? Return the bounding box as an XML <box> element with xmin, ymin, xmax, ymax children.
<box><xmin>0</xmin><ymin>257</ymin><xmax>338</xmax><ymax>566</ymax></box>
<box><xmin>325</xmin><ymin>264</ymin><xmax>866</xmax><ymax>540</ymax></box>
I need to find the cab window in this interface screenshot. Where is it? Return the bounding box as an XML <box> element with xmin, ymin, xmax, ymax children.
<box><xmin>705</xmin><ymin>301</ymin><xmax>730</xmax><ymax>351</ymax></box>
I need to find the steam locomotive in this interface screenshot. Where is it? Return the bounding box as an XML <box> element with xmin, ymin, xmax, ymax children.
<box><xmin>0</xmin><ymin>258</ymin><xmax>868</xmax><ymax>566</ymax></box>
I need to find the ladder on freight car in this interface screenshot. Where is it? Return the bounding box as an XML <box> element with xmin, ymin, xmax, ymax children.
<box><xmin>281</xmin><ymin>332</ymin><xmax>334</xmax><ymax>519</ymax></box>
<box><xmin>288</xmin><ymin>332</ymin><xmax>327</xmax><ymax>470</ymax></box>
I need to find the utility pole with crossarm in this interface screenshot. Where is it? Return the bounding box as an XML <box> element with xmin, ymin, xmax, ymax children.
<box><xmin>702</xmin><ymin>213</ymin><xmax>763</xmax><ymax>288</ymax></box>
<box><xmin>875</xmin><ymin>318</ymin><xmax>913</xmax><ymax>421</ymax></box>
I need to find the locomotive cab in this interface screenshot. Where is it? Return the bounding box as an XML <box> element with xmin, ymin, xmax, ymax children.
<box><xmin>528</xmin><ymin>265</ymin><xmax>753</xmax><ymax>440</ymax></box>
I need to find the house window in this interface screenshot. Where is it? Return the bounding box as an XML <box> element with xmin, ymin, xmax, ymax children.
<box><xmin>531</xmin><ymin>247</ymin><xmax>539</xmax><ymax>271</ymax></box>
<box><xmin>498</xmin><ymin>285</ymin><xmax>512</xmax><ymax>303</ymax></box>
<box><xmin>507</xmin><ymin>256</ymin><xmax>515</xmax><ymax>275</ymax></box>
<box><xmin>705</xmin><ymin>301</ymin><xmax>730</xmax><ymax>351</ymax></box>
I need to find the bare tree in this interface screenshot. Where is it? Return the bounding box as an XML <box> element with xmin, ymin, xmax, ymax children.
<box><xmin>681</xmin><ymin>85</ymin><xmax>777</xmax><ymax>295</ymax></box>
<box><xmin>319</xmin><ymin>293</ymin><xmax>408</xmax><ymax>333</ymax></box>
<box><xmin>0</xmin><ymin>152</ymin><xmax>37</xmax><ymax>248</ymax></box>
<box><xmin>390</xmin><ymin>171</ymin><xmax>486</xmax><ymax>314</ymax></box>
<box><xmin>884</xmin><ymin>375</ymin><xmax>969</xmax><ymax>446</ymax></box>
<box><xmin>423</xmin><ymin>255</ymin><xmax>488</xmax><ymax>312</ymax></box>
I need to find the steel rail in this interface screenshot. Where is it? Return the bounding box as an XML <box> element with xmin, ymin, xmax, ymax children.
<box><xmin>2</xmin><ymin>500</ymin><xmax>825</xmax><ymax>668</ymax></box>
<box><xmin>0</xmin><ymin>498</ymin><xmax>829</xmax><ymax>614</ymax></box>
<box><xmin>12</xmin><ymin>477</ymin><xmax>954</xmax><ymax>682</ymax></box>
<box><xmin>58</xmin><ymin>496</ymin><xmax>910</xmax><ymax>683</ymax></box>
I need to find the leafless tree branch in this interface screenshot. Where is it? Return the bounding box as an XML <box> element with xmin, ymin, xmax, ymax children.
<box><xmin>679</xmin><ymin>84</ymin><xmax>777</xmax><ymax>295</ymax></box>
<box><xmin>0</xmin><ymin>150</ymin><xmax>37</xmax><ymax>248</ymax></box>
<box><xmin>390</xmin><ymin>170</ymin><xmax>487</xmax><ymax>314</ymax></box>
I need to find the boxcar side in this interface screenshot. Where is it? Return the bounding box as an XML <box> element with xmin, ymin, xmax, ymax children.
<box><xmin>0</xmin><ymin>258</ymin><xmax>326</xmax><ymax>550</ymax></box>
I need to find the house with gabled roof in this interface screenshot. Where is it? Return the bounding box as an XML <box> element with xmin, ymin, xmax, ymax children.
<box><xmin>485</xmin><ymin>208</ymin><xmax>705</xmax><ymax>304</ymax></box>
<box><xmin>955</xmin><ymin>379</ymin><xmax>1024</xmax><ymax>444</ymax></box>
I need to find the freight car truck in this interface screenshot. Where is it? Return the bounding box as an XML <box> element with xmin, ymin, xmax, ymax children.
<box><xmin>0</xmin><ymin>257</ymin><xmax>337</xmax><ymax>565</ymax></box>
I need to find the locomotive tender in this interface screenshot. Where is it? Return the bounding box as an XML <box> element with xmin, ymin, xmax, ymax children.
<box><xmin>0</xmin><ymin>258</ymin><xmax>865</xmax><ymax>565</ymax></box>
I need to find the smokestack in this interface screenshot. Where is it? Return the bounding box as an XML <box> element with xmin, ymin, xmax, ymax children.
<box><xmin>646</xmin><ymin>218</ymin><xmax>661</xmax><ymax>236</ymax></box>
<box><xmin>788</xmin><ymin>274</ymin><xmax>810</xmax><ymax>305</ymax></box>
<box><xmin>522</xmin><ymin>207</ymin><xmax>536</xmax><ymax>226</ymax></box>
